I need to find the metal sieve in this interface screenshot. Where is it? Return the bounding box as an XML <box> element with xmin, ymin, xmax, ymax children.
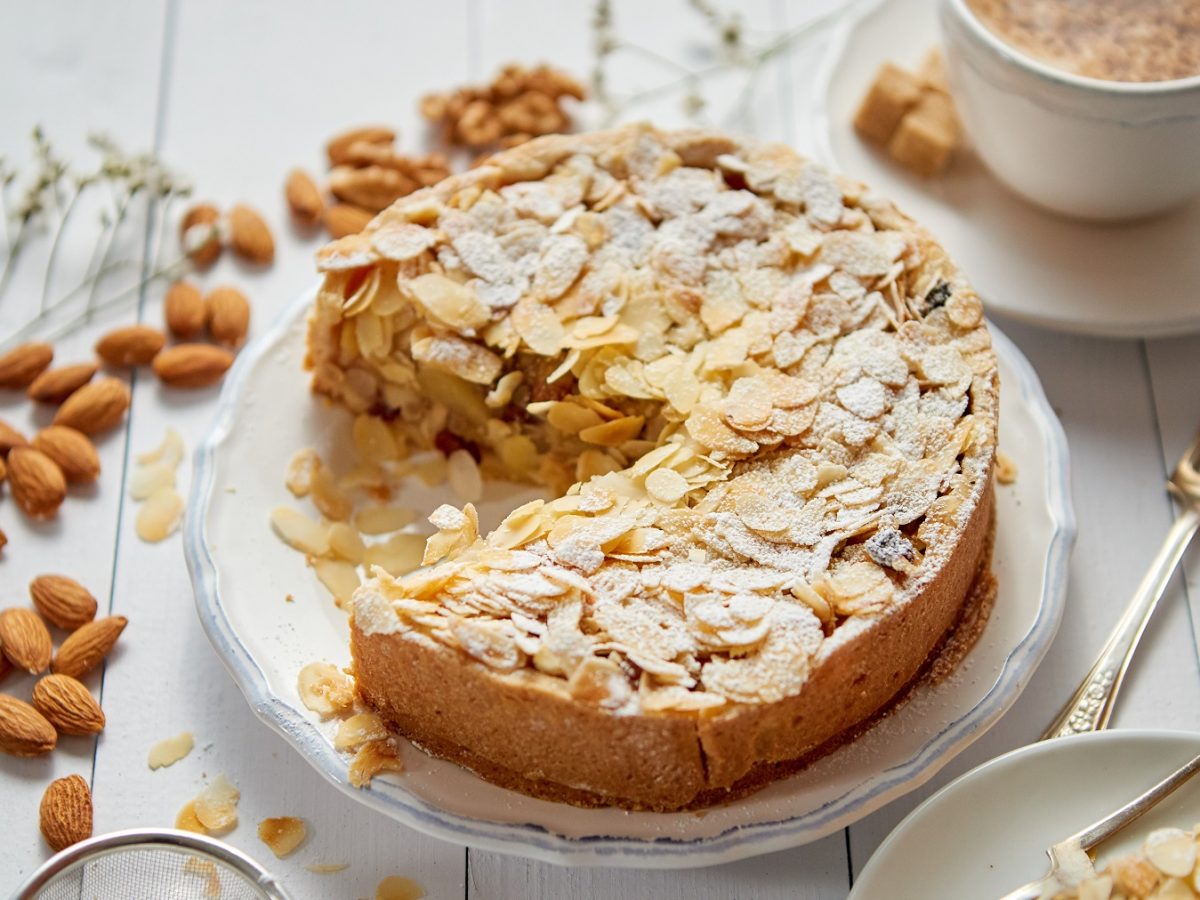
<box><xmin>11</xmin><ymin>828</ymin><xmax>292</xmax><ymax>900</ymax></box>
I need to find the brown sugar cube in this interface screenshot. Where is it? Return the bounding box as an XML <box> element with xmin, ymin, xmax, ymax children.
<box><xmin>888</xmin><ymin>93</ymin><xmax>961</xmax><ymax>177</ymax></box>
<box><xmin>917</xmin><ymin>48</ymin><xmax>951</xmax><ymax>94</ymax></box>
<box><xmin>853</xmin><ymin>62</ymin><xmax>923</xmax><ymax>145</ymax></box>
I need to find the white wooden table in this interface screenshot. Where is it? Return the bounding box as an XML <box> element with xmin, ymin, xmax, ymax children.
<box><xmin>2</xmin><ymin>1</ymin><xmax>1198</xmax><ymax>897</ymax></box>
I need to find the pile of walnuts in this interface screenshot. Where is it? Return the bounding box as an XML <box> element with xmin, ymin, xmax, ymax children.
<box><xmin>419</xmin><ymin>63</ymin><xmax>587</xmax><ymax>149</ymax></box>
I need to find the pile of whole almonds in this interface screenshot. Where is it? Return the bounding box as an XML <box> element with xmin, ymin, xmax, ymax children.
<box><xmin>0</xmin><ymin>575</ymin><xmax>128</xmax><ymax>851</ymax></box>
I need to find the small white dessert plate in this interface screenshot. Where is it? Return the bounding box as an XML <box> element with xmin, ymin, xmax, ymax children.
<box><xmin>851</xmin><ymin>729</ymin><xmax>1200</xmax><ymax>899</ymax></box>
<box><xmin>186</xmin><ymin>288</ymin><xmax>1074</xmax><ymax>868</ymax></box>
<box><xmin>813</xmin><ymin>0</ymin><xmax>1200</xmax><ymax>338</ymax></box>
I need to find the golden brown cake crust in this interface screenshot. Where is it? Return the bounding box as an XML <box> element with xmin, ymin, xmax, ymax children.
<box><xmin>352</xmin><ymin>483</ymin><xmax>994</xmax><ymax>811</ymax></box>
<box><xmin>309</xmin><ymin>124</ymin><xmax>1000</xmax><ymax>811</ymax></box>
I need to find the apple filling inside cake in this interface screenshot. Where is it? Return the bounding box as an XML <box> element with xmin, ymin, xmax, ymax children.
<box><xmin>306</xmin><ymin>124</ymin><xmax>998</xmax><ymax>810</ymax></box>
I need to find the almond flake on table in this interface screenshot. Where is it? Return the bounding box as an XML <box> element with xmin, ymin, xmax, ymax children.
<box><xmin>376</xmin><ymin>875</ymin><xmax>426</xmax><ymax>900</ymax></box>
<box><xmin>148</xmin><ymin>731</ymin><xmax>194</xmax><ymax>769</ymax></box>
<box><xmin>306</xmin><ymin>862</ymin><xmax>349</xmax><ymax>874</ymax></box>
<box><xmin>257</xmin><ymin>816</ymin><xmax>307</xmax><ymax>858</ymax></box>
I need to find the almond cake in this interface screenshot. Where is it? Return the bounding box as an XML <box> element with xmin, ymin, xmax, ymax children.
<box><xmin>305</xmin><ymin>124</ymin><xmax>998</xmax><ymax>811</ymax></box>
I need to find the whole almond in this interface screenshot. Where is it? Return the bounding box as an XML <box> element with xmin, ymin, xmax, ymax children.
<box><xmin>153</xmin><ymin>344</ymin><xmax>234</xmax><ymax>389</ymax></box>
<box><xmin>0</xmin><ymin>456</ymin><xmax>5</xmax><ymax>483</ymax></box>
<box><xmin>33</xmin><ymin>426</ymin><xmax>101</xmax><ymax>484</ymax></box>
<box><xmin>0</xmin><ymin>418</ymin><xmax>28</xmax><ymax>456</ymax></box>
<box><xmin>206</xmin><ymin>286</ymin><xmax>251</xmax><ymax>346</ymax></box>
<box><xmin>326</xmin><ymin>204</ymin><xmax>373</xmax><ymax>238</ymax></box>
<box><xmin>8</xmin><ymin>446</ymin><xmax>67</xmax><ymax>518</ymax></box>
<box><xmin>180</xmin><ymin>202</ymin><xmax>222</xmax><ymax>268</ymax></box>
<box><xmin>0</xmin><ymin>342</ymin><xmax>54</xmax><ymax>388</ymax></box>
<box><xmin>33</xmin><ymin>674</ymin><xmax>105</xmax><ymax>735</ymax></box>
<box><xmin>164</xmin><ymin>281</ymin><xmax>206</xmax><ymax>338</ymax></box>
<box><xmin>30</xmin><ymin>575</ymin><xmax>98</xmax><ymax>630</ymax></box>
<box><xmin>27</xmin><ymin>362</ymin><xmax>99</xmax><ymax>404</ymax></box>
<box><xmin>228</xmin><ymin>204</ymin><xmax>275</xmax><ymax>265</ymax></box>
<box><xmin>329</xmin><ymin>165</ymin><xmax>411</xmax><ymax>212</ymax></box>
<box><xmin>0</xmin><ymin>607</ymin><xmax>53</xmax><ymax>673</ymax></box>
<box><xmin>40</xmin><ymin>775</ymin><xmax>92</xmax><ymax>850</ymax></box>
<box><xmin>285</xmin><ymin>169</ymin><xmax>324</xmax><ymax>227</ymax></box>
<box><xmin>327</xmin><ymin>125</ymin><xmax>395</xmax><ymax>167</ymax></box>
<box><xmin>96</xmin><ymin>324</ymin><xmax>166</xmax><ymax>367</ymax></box>
<box><xmin>53</xmin><ymin>615</ymin><xmax>127</xmax><ymax>679</ymax></box>
<box><xmin>0</xmin><ymin>694</ymin><xmax>57</xmax><ymax>756</ymax></box>
<box><xmin>54</xmin><ymin>377</ymin><xmax>131</xmax><ymax>435</ymax></box>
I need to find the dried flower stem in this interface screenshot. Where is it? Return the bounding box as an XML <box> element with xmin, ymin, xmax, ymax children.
<box><xmin>591</xmin><ymin>0</ymin><xmax>850</xmax><ymax>130</ymax></box>
<box><xmin>0</xmin><ymin>128</ymin><xmax>194</xmax><ymax>351</ymax></box>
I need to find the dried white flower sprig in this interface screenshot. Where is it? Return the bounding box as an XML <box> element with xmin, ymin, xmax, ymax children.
<box><xmin>590</xmin><ymin>0</ymin><xmax>850</xmax><ymax>131</ymax></box>
<box><xmin>0</xmin><ymin>127</ymin><xmax>195</xmax><ymax>352</ymax></box>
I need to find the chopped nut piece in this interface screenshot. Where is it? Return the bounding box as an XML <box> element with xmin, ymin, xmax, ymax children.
<box><xmin>349</xmin><ymin>739</ymin><xmax>406</xmax><ymax>788</ymax></box>
<box><xmin>297</xmin><ymin>662</ymin><xmax>356</xmax><ymax>718</ymax></box>
<box><xmin>258</xmin><ymin>816</ymin><xmax>307</xmax><ymax>858</ymax></box>
<box><xmin>193</xmin><ymin>774</ymin><xmax>239</xmax><ymax>835</ymax></box>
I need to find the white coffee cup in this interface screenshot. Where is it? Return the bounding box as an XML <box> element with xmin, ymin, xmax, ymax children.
<box><xmin>938</xmin><ymin>0</ymin><xmax>1200</xmax><ymax>221</ymax></box>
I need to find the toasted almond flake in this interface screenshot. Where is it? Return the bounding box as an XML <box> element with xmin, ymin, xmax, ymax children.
<box><xmin>258</xmin><ymin>816</ymin><xmax>307</xmax><ymax>858</ymax></box>
<box><xmin>486</xmin><ymin>371</ymin><xmax>523</xmax><ymax>408</ymax></box>
<box><xmin>129</xmin><ymin>462</ymin><xmax>176</xmax><ymax>500</ymax></box>
<box><xmin>297</xmin><ymin>662</ymin><xmax>355</xmax><ymax>717</ymax></box>
<box><xmin>363</xmin><ymin>532</ymin><xmax>427</xmax><ymax>577</ymax></box>
<box><xmin>350</xmin><ymin>739</ymin><xmax>405</xmax><ymax>788</ymax></box>
<box><xmin>995</xmin><ymin>449</ymin><xmax>1018</xmax><ymax>485</ymax></box>
<box><xmin>136</xmin><ymin>488</ymin><xmax>184</xmax><ymax>543</ymax></box>
<box><xmin>335</xmin><ymin>712</ymin><xmax>388</xmax><ymax>751</ymax></box>
<box><xmin>311</xmin><ymin>464</ymin><xmax>353</xmax><ymax>522</ymax></box>
<box><xmin>354</xmin><ymin>505</ymin><xmax>418</xmax><ymax>535</ymax></box>
<box><xmin>148</xmin><ymin>732</ymin><xmax>194</xmax><ymax>769</ymax></box>
<box><xmin>645</xmin><ymin>468</ymin><xmax>689</xmax><ymax>504</ymax></box>
<box><xmin>578</xmin><ymin>415</ymin><xmax>644</xmax><ymax>447</ymax></box>
<box><xmin>328</xmin><ymin>522</ymin><xmax>367</xmax><ymax>563</ymax></box>
<box><xmin>353</xmin><ymin>415</ymin><xmax>400</xmax><ymax>463</ymax></box>
<box><xmin>412</xmin><ymin>455</ymin><xmax>447</xmax><ymax>487</ymax></box>
<box><xmin>376</xmin><ymin>875</ymin><xmax>426</xmax><ymax>900</ymax></box>
<box><xmin>176</xmin><ymin>800</ymin><xmax>207</xmax><ymax>834</ymax></box>
<box><xmin>271</xmin><ymin>506</ymin><xmax>330</xmax><ymax>556</ymax></box>
<box><xmin>137</xmin><ymin>428</ymin><xmax>185</xmax><ymax>469</ymax></box>
<box><xmin>1145</xmin><ymin>829</ymin><xmax>1196</xmax><ymax>877</ymax></box>
<box><xmin>407</xmin><ymin>273</ymin><xmax>490</xmax><ymax>331</ymax></box>
<box><xmin>306</xmin><ymin>863</ymin><xmax>350</xmax><ymax>874</ymax></box>
<box><xmin>193</xmin><ymin>774</ymin><xmax>239</xmax><ymax>834</ymax></box>
<box><xmin>285</xmin><ymin>448</ymin><xmax>321</xmax><ymax>497</ymax></box>
<box><xmin>446</xmin><ymin>449</ymin><xmax>482</xmax><ymax>502</ymax></box>
<box><xmin>312</xmin><ymin>558</ymin><xmax>362</xmax><ymax>604</ymax></box>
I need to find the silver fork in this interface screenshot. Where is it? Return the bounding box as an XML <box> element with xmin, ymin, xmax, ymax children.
<box><xmin>1042</xmin><ymin>431</ymin><xmax>1200</xmax><ymax>739</ymax></box>
<box><xmin>998</xmin><ymin>750</ymin><xmax>1200</xmax><ymax>899</ymax></box>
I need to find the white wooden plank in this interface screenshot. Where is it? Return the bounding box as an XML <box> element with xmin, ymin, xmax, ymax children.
<box><xmin>0</xmin><ymin>0</ymin><xmax>168</xmax><ymax>887</ymax></box>
<box><xmin>1145</xmin><ymin>334</ymin><xmax>1200</xmax><ymax>656</ymax></box>
<box><xmin>463</xmin><ymin>1</ymin><xmax>849</xmax><ymax>896</ymax></box>
<box><xmin>88</xmin><ymin>1</ymin><xmax>473</xmax><ymax>898</ymax></box>
<box><xmin>848</xmin><ymin>321</ymin><xmax>1200</xmax><ymax>877</ymax></box>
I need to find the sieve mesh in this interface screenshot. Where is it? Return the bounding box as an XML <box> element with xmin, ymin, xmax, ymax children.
<box><xmin>15</xmin><ymin>829</ymin><xmax>290</xmax><ymax>900</ymax></box>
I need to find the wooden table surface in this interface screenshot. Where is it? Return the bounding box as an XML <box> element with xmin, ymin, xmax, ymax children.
<box><xmin>2</xmin><ymin>1</ymin><xmax>1198</xmax><ymax>897</ymax></box>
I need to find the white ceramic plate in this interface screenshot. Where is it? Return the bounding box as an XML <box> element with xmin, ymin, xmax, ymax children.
<box><xmin>812</xmin><ymin>0</ymin><xmax>1200</xmax><ymax>338</ymax></box>
<box><xmin>185</xmin><ymin>287</ymin><xmax>1074</xmax><ymax>868</ymax></box>
<box><xmin>851</xmin><ymin>730</ymin><xmax>1200</xmax><ymax>898</ymax></box>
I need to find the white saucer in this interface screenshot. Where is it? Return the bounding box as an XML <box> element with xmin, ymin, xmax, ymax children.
<box><xmin>813</xmin><ymin>0</ymin><xmax>1200</xmax><ymax>338</ymax></box>
<box><xmin>186</xmin><ymin>287</ymin><xmax>1074</xmax><ymax>867</ymax></box>
<box><xmin>851</xmin><ymin>730</ymin><xmax>1200</xmax><ymax>899</ymax></box>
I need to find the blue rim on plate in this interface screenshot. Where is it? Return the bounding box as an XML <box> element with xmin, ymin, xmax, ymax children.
<box><xmin>185</xmin><ymin>286</ymin><xmax>1076</xmax><ymax>867</ymax></box>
